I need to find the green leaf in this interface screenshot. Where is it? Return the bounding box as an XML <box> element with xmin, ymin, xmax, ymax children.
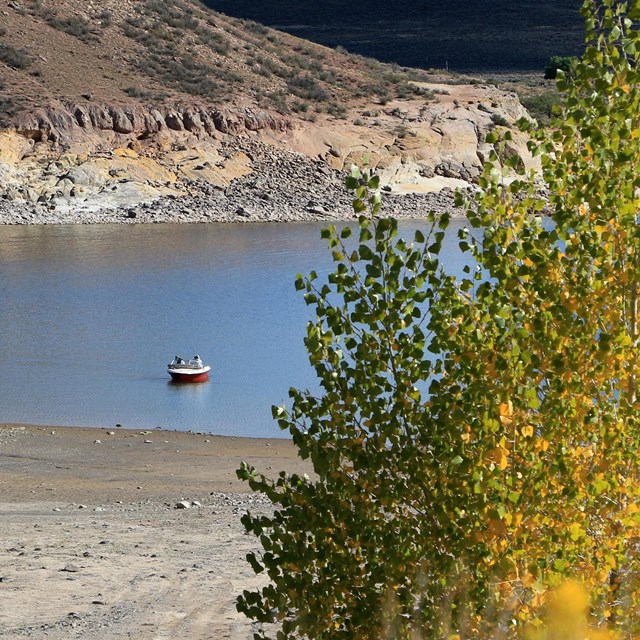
<box><xmin>246</xmin><ymin>552</ymin><xmax>264</xmax><ymax>574</ymax></box>
<box><xmin>345</xmin><ymin>176</ymin><xmax>360</xmax><ymax>190</ymax></box>
<box><xmin>353</xmin><ymin>199</ymin><xmax>367</xmax><ymax>214</ymax></box>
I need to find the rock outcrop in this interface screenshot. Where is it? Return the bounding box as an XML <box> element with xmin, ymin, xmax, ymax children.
<box><xmin>0</xmin><ymin>83</ymin><xmax>537</xmax><ymax>224</ymax></box>
<box><xmin>13</xmin><ymin>102</ymin><xmax>291</xmax><ymax>146</ymax></box>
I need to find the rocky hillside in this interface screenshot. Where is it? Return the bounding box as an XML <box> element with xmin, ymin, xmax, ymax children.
<box><xmin>0</xmin><ymin>0</ymin><xmax>538</xmax><ymax>223</ymax></box>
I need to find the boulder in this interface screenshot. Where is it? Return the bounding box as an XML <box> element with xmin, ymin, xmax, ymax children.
<box><xmin>110</xmin><ymin>107</ymin><xmax>134</xmax><ymax>134</ymax></box>
<box><xmin>164</xmin><ymin>111</ymin><xmax>184</xmax><ymax>131</ymax></box>
<box><xmin>183</xmin><ymin>110</ymin><xmax>204</xmax><ymax>133</ymax></box>
<box><xmin>65</xmin><ymin>165</ymin><xmax>108</xmax><ymax>188</ymax></box>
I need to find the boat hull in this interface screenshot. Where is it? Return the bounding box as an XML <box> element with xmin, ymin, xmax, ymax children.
<box><xmin>167</xmin><ymin>365</ymin><xmax>211</xmax><ymax>383</ymax></box>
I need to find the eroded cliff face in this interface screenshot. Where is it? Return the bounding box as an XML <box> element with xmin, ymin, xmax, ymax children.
<box><xmin>0</xmin><ymin>82</ymin><xmax>537</xmax><ymax>223</ymax></box>
<box><xmin>13</xmin><ymin>102</ymin><xmax>291</xmax><ymax>145</ymax></box>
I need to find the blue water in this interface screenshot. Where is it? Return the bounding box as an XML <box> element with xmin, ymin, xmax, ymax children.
<box><xmin>0</xmin><ymin>220</ymin><xmax>470</xmax><ymax>437</ymax></box>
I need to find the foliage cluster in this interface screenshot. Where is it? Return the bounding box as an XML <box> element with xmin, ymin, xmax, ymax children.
<box><xmin>144</xmin><ymin>0</ymin><xmax>200</xmax><ymax>31</ymax></box>
<box><xmin>0</xmin><ymin>43</ymin><xmax>32</xmax><ymax>69</ymax></box>
<box><xmin>242</xmin><ymin>19</ymin><xmax>270</xmax><ymax>36</ymax></box>
<box><xmin>41</xmin><ymin>11</ymin><xmax>98</xmax><ymax>44</ymax></box>
<box><xmin>97</xmin><ymin>10</ymin><xmax>113</xmax><ymax>28</ymax></box>
<box><xmin>286</xmin><ymin>73</ymin><xmax>330</xmax><ymax>102</ymax></box>
<box><xmin>20</xmin><ymin>0</ymin><xmax>114</xmax><ymax>41</ymax></box>
<box><xmin>122</xmin><ymin>14</ymin><xmax>226</xmax><ymax>100</ymax></box>
<box><xmin>544</xmin><ymin>55</ymin><xmax>578</xmax><ymax>79</ymax></box>
<box><xmin>517</xmin><ymin>90</ymin><xmax>561</xmax><ymax>127</ymax></box>
<box><xmin>490</xmin><ymin>112</ymin><xmax>510</xmax><ymax>127</ymax></box>
<box><xmin>237</xmin><ymin>1</ymin><xmax>640</xmax><ymax>638</ymax></box>
<box><xmin>123</xmin><ymin>86</ymin><xmax>168</xmax><ymax>101</ymax></box>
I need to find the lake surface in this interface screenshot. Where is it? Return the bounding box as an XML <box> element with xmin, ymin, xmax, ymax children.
<box><xmin>0</xmin><ymin>221</ymin><xmax>470</xmax><ymax>438</ymax></box>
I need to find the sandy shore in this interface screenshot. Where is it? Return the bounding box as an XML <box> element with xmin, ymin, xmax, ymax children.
<box><xmin>0</xmin><ymin>423</ymin><xmax>310</xmax><ymax>639</ymax></box>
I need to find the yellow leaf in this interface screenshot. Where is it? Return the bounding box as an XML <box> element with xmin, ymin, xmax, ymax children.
<box><xmin>565</xmin><ymin>296</ymin><xmax>579</xmax><ymax>312</ymax></box>
<box><xmin>536</xmin><ymin>438</ymin><xmax>550</xmax><ymax>452</ymax></box>
<box><xmin>499</xmin><ymin>401</ymin><xmax>513</xmax><ymax>417</ymax></box>
<box><xmin>529</xmin><ymin>590</ymin><xmax>547</xmax><ymax>608</ymax></box>
<box><xmin>521</xmin><ymin>572</ymin><xmax>535</xmax><ymax>588</ymax></box>
<box><xmin>521</xmin><ymin>425</ymin><xmax>534</xmax><ymax>438</ymax></box>
<box><xmin>568</xmin><ymin>522</ymin><xmax>584</xmax><ymax>541</ymax></box>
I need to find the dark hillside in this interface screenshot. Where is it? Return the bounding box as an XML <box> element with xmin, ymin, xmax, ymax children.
<box><xmin>204</xmin><ymin>0</ymin><xmax>584</xmax><ymax>72</ymax></box>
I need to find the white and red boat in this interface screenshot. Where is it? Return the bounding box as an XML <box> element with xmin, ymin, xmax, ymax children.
<box><xmin>167</xmin><ymin>355</ymin><xmax>211</xmax><ymax>383</ymax></box>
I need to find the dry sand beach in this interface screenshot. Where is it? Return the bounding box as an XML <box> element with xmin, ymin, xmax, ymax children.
<box><xmin>0</xmin><ymin>423</ymin><xmax>310</xmax><ymax>639</ymax></box>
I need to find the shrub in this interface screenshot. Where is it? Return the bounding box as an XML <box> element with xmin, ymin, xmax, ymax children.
<box><xmin>291</xmin><ymin>100</ymin><xmax>309</xmax><ymax>113</ymax></box>
<box><xmin>45</xmin><ymin>13</ymin><xmax>98</xmax><ymax>43</ymax></box>
<box><xmin>395</xmin><ymin>123</ymin><xmax>410</xmax><ymax>138</ymax></box>
<box><xmin>519</xmin><ymin>90</ymin><xmax>562</xmax><ymax>126</ymax></box>
<box><xmin>123</xmin><ymin>86</ymin><xmax>154</xmax><ymax>99</ymax></box>
<box><xmin>196</xmin><ymin>29</ymin><xmax>230</xmax><ymax>55</ymax></box>
<box><xmin>326</xmin><ymin>102</ymin><xmax>347</xmax><ymax>118</ymax></box>
<box><xmin>490</xmin><ymin>112</ymin><xmax>510</xmax><ymax>127</ymax></box>
<box><xmin>98</xmin><ymin>10</ymin><xmax>113</xmax><ymax>28</ymax></box>
<box><xmin>243</xmin><ymin>19</ymin><xmax>269</xmax><ymax>36</ymax></box>
<box><xmin>0</xmin><ymin>43</ymin><xmax>32</xmax><ymax>69</ymax></box>
<box><xmin>286</xmin><ymin>74</ymin><xmax>330</xmax><ymax>102</ymax></box>
<box><xmin>544</xmin><ymin>55</ymin><xmax>578</xmax><ymax>79</ymax></box>
<box><xmin>394</xmin><ymin>81</ymin><xmax>419</xmax><ymax>99</ymax></box>
<box><xmin>263</xmin><ymin>90</ymin><xmax>290</xmax><ymax>115</ymax></box>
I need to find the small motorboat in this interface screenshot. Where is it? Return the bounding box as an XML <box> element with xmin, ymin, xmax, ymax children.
<box><xmin>167</xmin><ymin>355</ymin><xmax>211</xmax><ymax>383</ymax></box>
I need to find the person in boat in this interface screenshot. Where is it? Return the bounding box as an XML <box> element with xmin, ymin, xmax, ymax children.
<box><xmin>172</xmin><ymin>356</ymin><xmax>185</xmax><ymax>366</ymax></box>
<box><xmin>193</xmin><ymin>355</ymin><xmax>203</xmax><ymax>367</ymax></box>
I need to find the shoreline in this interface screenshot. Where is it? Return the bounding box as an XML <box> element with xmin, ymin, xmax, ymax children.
<box><xmin>0</xmin><ymin>422</ymin><xmax>304</xmax><ymax>502</ymax></box>
<box><xmin>0</xmin><ymin>187</ymin><xmax>465</xmax><ymax>225</ymax></box>
<box><xmin>1</xmin><ymin>421</ymin><xmax>292</xmax><ymax>438</ymax></box>
<box><xmin>0</xmin><ymin>422</ymin><xmax>309</xmax><ymax>639</ymax></box>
